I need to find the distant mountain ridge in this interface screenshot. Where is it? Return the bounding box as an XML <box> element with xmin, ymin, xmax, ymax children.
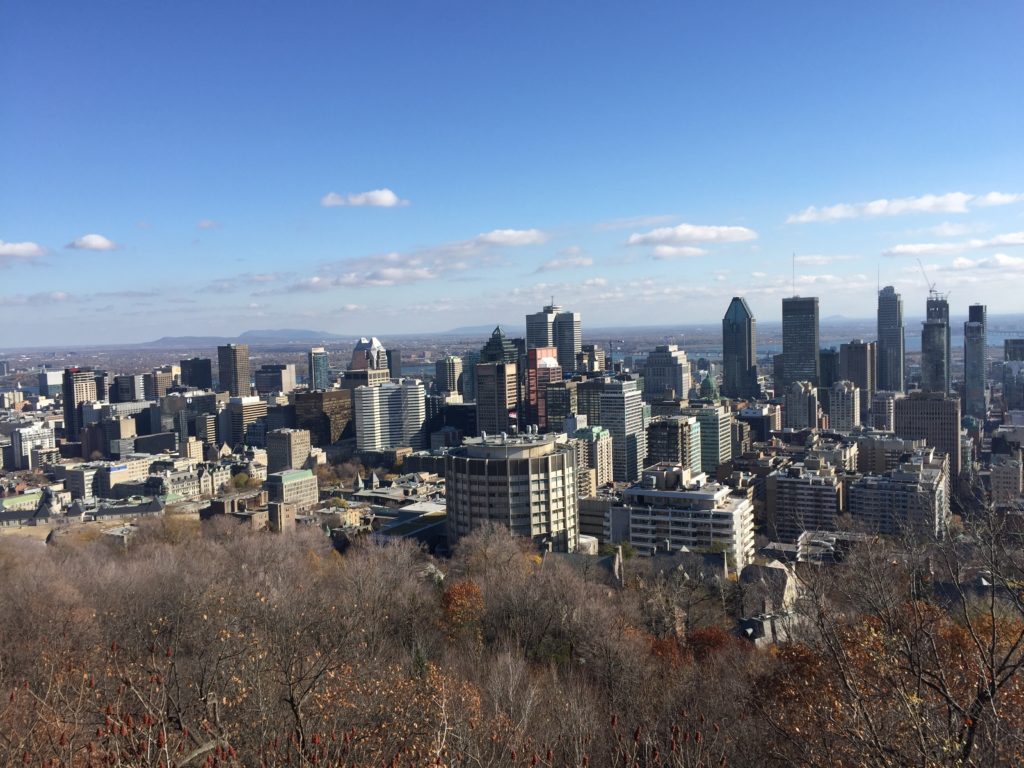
<box><xmin>143</xmin><ymin>329</ymin><xmax>347</xmax><ymax>347</ymax></box>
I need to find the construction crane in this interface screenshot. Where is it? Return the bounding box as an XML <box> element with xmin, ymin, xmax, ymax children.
<box><xmin>917</xmin><ymin>258</ymin><xmax>937</xmax><ymax>294</ymax></box>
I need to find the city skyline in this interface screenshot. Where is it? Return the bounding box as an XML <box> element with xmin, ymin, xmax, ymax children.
<box><xmin>2</xmin><ymin>3</ymin><xmax>1024</xmax><ymax>346</ymax></box>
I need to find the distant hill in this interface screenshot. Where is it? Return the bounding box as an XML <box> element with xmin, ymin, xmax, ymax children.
<box><xmin>142</xmin><ymin>329</ymin><xmax>346</xmax><ymax>348</ymax></box>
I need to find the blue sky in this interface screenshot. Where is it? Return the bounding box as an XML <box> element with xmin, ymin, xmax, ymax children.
<box><xmin>2</xmin><ymin>1</ymin><xmax>1023</xmax><ymax>346</ymax></box>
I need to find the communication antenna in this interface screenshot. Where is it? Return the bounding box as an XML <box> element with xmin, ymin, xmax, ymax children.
<box><xmin>792</xmin><ymin>252</ymin><xmax>796</xmax><ymax>295</ymax></box>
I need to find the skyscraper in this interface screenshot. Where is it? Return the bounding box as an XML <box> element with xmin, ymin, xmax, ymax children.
<box><xmin>350</xmin><ymin>337</ymin><xmax>389</xmax><ymax>372</ymax></box>
<box><xmin>480</xmin><ymin>326</ymin><xmax>519</xmax><ymax>364</ymax></box>
<box><xmin>876</xmin><ymin>286</ymin><xmax>905</xmax><ymax>392</ymax></box>
<box><xmin>963</xmin><ymin>304</ymin><xmax>988</xmax><ymax>419</ymax></box>
<box><xmin>722</xmin><ymin>297</ymin><xmax>759</xmax><ymax>399</ymax></box>
<box><xmin>254</xmin><ymin>363</ymin><xmax>297</xmax><ymax>395</ymax></box>
<box><xmin>781</xmin><ymin>296</ymin><xmax>820</xmax><ymax>386</ymax></box>
<box><xmin>308</xmin><ymin>347</ymin><xmax>330</xmax><ymax>391</ymax></box>
<box><xmin>62</xmin><ymin>367</ymin><xmax>97</xmax><ymax>440</ymax></box>
<box><xmin>217</xmin><ymin>343</ymin><xmax>251</xmax><ymax>397</ymax></box>
<box><xmin>601</xmin><ymin>378</ymin><xmax>647</xmax><ymax>482</ymax></box>
<box><xmin>446</xmin><ymin>432</ymin><xmax>579</xmax><ymax>553</ymax></box>
<box><xmin>180</xmin><ymin>357</ymin><xmax>213</xmax><ymax>390</ymax></box>
<box><xmin>553</xmin><ymin>309</ymin><xmax>582</xmax><ymax>375</ymax></box>
<box><xmin>354</xmin><ymin>380</ymin><xmax>427</xmax><ymax>451</ymax></box>
<box><xmin>475</xmin><ymin>361</ymin><xmax>518</xmax><ymax>434</ymax></box>
<box><xmin>839</xmin><ymin>339</ymin><xmax>875</xmax><ymax>422</ymax></box>
<box><xmin>523</xmin><ymin>347</ymin><xmax>561</xmax><ymax>431</ymax></box>
<box><xmin>435</xmin><ymin>355</ymin><xmax>464</xmax><ymax>394</ymax></box>
<box><xmin>643</xmin><ymin>344</ymin><xmax>691</xmax><ymax>401</ymax></box>
<box><xmin>529</xmin><ymin>303</ymin><xmax>583</xmax><ymax>374</ymax></box>
<box><xmin>895</xmin><ymin>391</ymin><xmax>961</xmax><ymax>477</ymax></box>
<box><xmin>920</xmin><ymin>293</ymin><xmax>950</xmax><ymax>393</ymax></box>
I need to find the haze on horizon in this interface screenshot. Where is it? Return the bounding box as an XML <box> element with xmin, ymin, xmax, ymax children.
<box><xmin>2</xmin><ymin>2</ymin><xmax>1023</xmax><ymax>347</ymax></box>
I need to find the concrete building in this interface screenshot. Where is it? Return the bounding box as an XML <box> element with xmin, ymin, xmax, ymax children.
<box><xmin>783</xmin><ymin>381</ymin><xmax>820</xmax><ymax>430</ymax></box>
<box><xmin>62</xmin><ymin>367</ymin><xmax>97</xmax><ymax>439</ymax></box>
<box><xmin>571</xmin><ymin>424</ymin><xmax>613</xmax><ymax>496</ymax></box>
<box><xmin>217</xmin><ymin>344</ymin><xmax>251</xmax><ymax>397</ymax></box>
<box><xmin>11</xmin><ymin>422</ymin><xmax>56</xmax><ymax>470</ymax></box>
<box><xmin>576</xmin><ymin>344</ymin><xmax>606</xmax><ymax>374</ymax></box>
<box><xmin>113</xmin><ymin>374</ymin><xmax>146</xmax><ymax>404</ymax></box>
<box><xmin>601</xmin><ymin>378</ymin><xmax>647</xmax><ymax>482</ymax></box>
<box><xmin>643</xmin><ymin>344</ymin><xmax>691</xmax><ymax>402</ymax></box>
<box><xmin>781</xmin><ymin>296</ymin><xmax>820</xmax><ymax>387</ymax></box>
<box><xmin>680</xmin><ymin>404</ymin><xmax>733</xmax><ymax>474</ymax></box>
<box><xmin>266</xmin><ymin>428</ymin><xmax>312</xmax><ymax>474</ymax></box>
<box><xmin>355</xmin><ymin>379</ymin><xmax>427</xmax><ymax>451</ymax></box>
<box><xmin>227</xmin><ymin>396</ymin><xmax>268</xmax><ymax>446</ymax></box>
<box><xmin>854</xmin><ymin>432</ymin><xmax>928</xmax><ymax>474</ymax></box>
<box><xmin>445</xmin><ymin>432</ymin><xmax>579</xmax><ymax>552</ymax></box>
<box><xmin>476</xmin><ymin>361</ymin><xmax>518</xmax><ymax>435</ymax></box>
<box><xmin>768</xmin><ymin>463</ymin><xmax>843</xmax><ymax>544</ymax></box>
<box><xmin>963</xmin><ymin>304</ymin><xmax>988</xmax><ymax>419</ymax></box>
<box><xmin>546</xmin><ymin>380</ymin><xmax>578</xmax><ymax>431</ymax></box>
<box><xmin>435</xmin><ymin>355</ymin><xmax>463</xmax><ymax>394</ymax></box>
<box><xmin>646</xmin><ymin>415</ymin><xmax>702</xmax><ymax>474</ymax></box>
<box><xmin>254</xmin><ymin>363</ymin><xmax>297</xmax><ymax>395</ymax></box>
<box><xmin>870</xmin><ymin>391</ymin><xmax>901</xmax><ymax>431</ymax></box>
<box><xmin>523</xmin><ymin>347</ymin><xmax>561</xmax><ymax>431</ymax></box>
<box><xmin>848</xmin><ymin>448</ymin><xmax>950</xmax><ymax>539</ymax></box>
<box><xmin>839</xmin><ymin>339</ymin><xmax>875</xmax><ymax>422</ymax></box>
<box><xmin>991</xmin><ymin>452</ymin><xmax>1023</xmax><ymax>505</ymax></box>
<box><xmin>621</xmin><ymin>464</ymin><xmax>755</xmax><ymax>569</ymax></box>
<box><xmin>828</xmin><ymin>380</ymin><xmax>860</xmax><ymax>433</ymax></box>
<box><xmin>307</xmin><ymin>347</ymin><xmax>330</xmax><ymax>391</ymax></box>
<box><xmin>895</xmin><ymin>391</ymin><xmax>961</xmax><ymax>477</ymax></box>
<box><xmin>722</xmin><ymin>296</ymin><xmax>759</xmax><ymax>399</ymax></box>
<box><xmin>265</xmin><ymin>468</ymin><xmax>319</xmax><ymax>512</ymax></box>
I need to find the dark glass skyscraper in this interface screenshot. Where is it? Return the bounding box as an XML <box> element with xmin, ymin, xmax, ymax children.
<box><xmin>781</xmin><ymin>296</ymin><xmax>820</xmax><ymax>387</ymax></box>
<box><xmin>921</xmin><ymin>293</ymin><xmax>950</xmax><ymax>393</ymax></box>
<box><xmin>180</xmin><ymin>357</ymin><xmax>214</xmax><ymax>390</ymax></box>
<box><xmin>876</xmin><ymin>285</ymin><xmax>905</xmax><ymax>392</ymax></box>
<box><xmin>217</xmin><ymin>343</ymin><xmax>251</xmax><ymax>397</ymax></box>
<box><xmin>963</xmin><ymin>304</ymin><xmax>988</xmax><ymax>419</ymax></box>
<box><xmin>308</xmin><ymin>347</ymin><xmax>330</xmax><ymax>391</ymax></box>
<box><xmin>721</xmin><ymin>297</ymin><xmax>759</xmax><ymax>398</ymax></box>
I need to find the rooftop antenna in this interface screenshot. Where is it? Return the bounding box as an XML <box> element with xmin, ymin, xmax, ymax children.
<box><xmin>792</xmin><ymin>252</ymin><xmax>796</xmax><ymax>296</ymax></box>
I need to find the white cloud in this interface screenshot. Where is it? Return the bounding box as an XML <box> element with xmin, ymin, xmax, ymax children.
<box><xmin>596</xmin><ymin>214</ymin><xmax>677</xmax><ymax>231</ymax></box>
<box><xmin>628</xmin><ymin>223</ymin><xmax>758</xmax><ymax>246</ymax></box>
<box><xmin>974</xmin><ymin>191</ymin><xmax>1023</xmax><ymax>207</ymax></box>
<box><xmin>788</xmin><ymin>192</ymin><xmax>976</xmax><ymax>223</ymax></box>
<box><xmin>339</xmin><ymin>304</ymin><xmax>364</xmax><ymax>312</ymax></box>
<box><xmin>473</xmin><ymin>228</ymin><xmax>547</xmax><ymax>246</ymax></box>
<box><xmin>535</xmin><ymin>252</ymin><xmax>594</xmax><ymax>272</ymax></box>
<box><xmin>793</xmin><ymin>254</ymin><xmax>854</xmax><ymax>265</ymax></box>
<box><xmin>197</xmin><ymin>219</ymin><xmax>220</xmax><ymax>229</ymax></box>
<box><xmin>884</xmin><ymin>230</ymin><xmax>1024</xmax><ymax>257</ymax></box>
<box><xmin>0</xmin><ymin>240</ymin><xmax>46</xmax><ymax>265</ymax></box>
<box><xmin>952</xmin><ymin>253</ymin><xmax>1024</xmax><ymax>272</ymax></box>
<box><xmin>652</xmin><ymin>245</ymin><xmax>707</xmax><ymax>260</ymax></box>
<box><xmin>66</xmin><ymin>233</ymin><xmax>118</xmax><ymax>251</ymax></box>
<box><xmin>927</xmin><ymin>221</ymin><xmax>973</xmax><ymax>237</ymax></box>
<box><xmin>321</xmin><ymin>188</ymin><xmax>409</xmax><ymax>208</ymax></box>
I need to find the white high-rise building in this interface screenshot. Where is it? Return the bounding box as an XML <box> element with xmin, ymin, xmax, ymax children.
<box><xmin>446</xmin><ymin>432</ymin><xmax>579</xmax><ymax>552</ymax></box>
<box><xmin>355</xmin><ymin>379</ymin><xmax>426</xmax><ymax>451</ymax></box>
<box><xmin>601</xmin><ymin>379</ymin><xmax>647</xmax><ymax>482</ymax></box>
<box><xmin>11</xmin><ymin>422</ymin><xmax>56</xmax><ymax>470</ymax></box>
<box><xmin>621</xmin><ymin>464</ymin><xmax>756</xmax><ymax>570</ymax></box>
<box><xmin>829</xmin><ymin>380</ymin><xmax>860</xmax><ymax>433</ymax></box>
<box><xmin>527</xmin><ymin>303</ymin><xmax>583</xmax><ymax>374</ymax></box>
<box><xmin>783</xmin><ymin>381</ymin><xmax>820</xmax><ymax>430</ymax></box>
